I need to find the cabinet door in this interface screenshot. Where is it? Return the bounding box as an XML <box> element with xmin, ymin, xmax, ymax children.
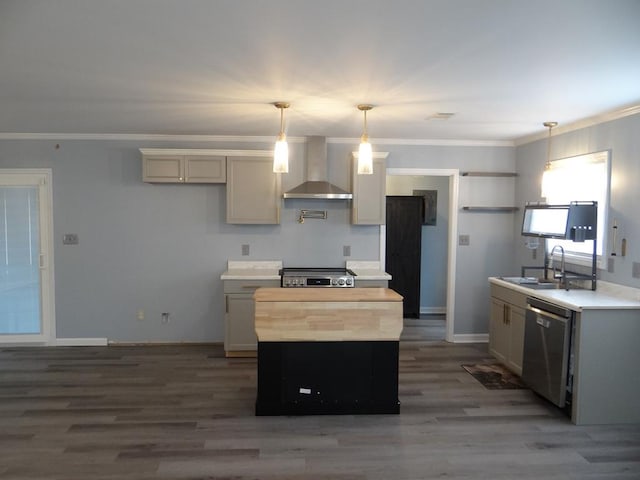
<box><xmin>226</xmin><ymin>157</ymin><xmax>281</xmax><ymax>224</ymax></box>
<box><xmin>184</xmin><ymin>155</ymin><xmax>226</xmax><ymax>183</ymax></box>
<box><xmin>225</xmin><ymin>294</ymin><xmax>257</xmax><ymax>353</ymax></box>
<box><xmin>142</xmin><ymin>155</ymin><xmax>184</xmax><ymax>182</ymax></box>
<box><xmin>507</xmin><ymin>305</ymin><xmax>525</xmax><ymax>375</ymax></box>
<box><xmin>489</xmin><ymin>298</ymin><xmax>509</xmax><ymax>364</ymax></box>
<box><xmin>351</xmin><ymin>157</ymin><xmax>386</xmax><ymax>224</ymax></box>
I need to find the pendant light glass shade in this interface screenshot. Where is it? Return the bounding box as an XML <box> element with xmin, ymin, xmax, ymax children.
<box><xmin>358</xmin><ymin>136</ymin><xmax>373</xmax><ymax>174</ymax></box>
<box><xmin>540</xmin><ymin>121</ymin><xmax>558</xmax><ymax>199</ymax></box>
<box><xmin>357</xmin><ymin>104</ymin><xmax>374</xmax><ymax>175</ymax></box>
<box><xmin>273</xmin><ymin>102</ymin><xmax>290</xmax><ymax>173</ymax></box>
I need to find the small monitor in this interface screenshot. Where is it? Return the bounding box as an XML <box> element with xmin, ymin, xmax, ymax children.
<box><xmin>522</xmin><ymin>205</ymin><xmax>570</xmax><ymax>238</ymax></box>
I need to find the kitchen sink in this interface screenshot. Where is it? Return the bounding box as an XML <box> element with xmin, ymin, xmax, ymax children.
<box><xmin>499</xmin><ymin>277</ymin><xmax>561</xmax><ymax>290</ymax></box>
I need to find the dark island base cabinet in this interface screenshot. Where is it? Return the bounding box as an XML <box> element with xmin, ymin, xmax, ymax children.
<box><xmin>256</xmin><ymin>341</ymin><xmax>400</xmax><ymax>416</ymax></box>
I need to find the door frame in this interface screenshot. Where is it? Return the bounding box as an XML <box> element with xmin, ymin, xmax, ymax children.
<box><xmin>382</xmin><ymin>168</ymin><xmax>459</xmax><ymax>343</ymax></box>
<box><xmin>0</xmin><ymin>168</ymin><xmax>56</xmax><ymax>345</ymax></box>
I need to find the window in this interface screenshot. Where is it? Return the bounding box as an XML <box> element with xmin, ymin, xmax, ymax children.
<box><xmin>543</xmin><ymin>150</ymin><xmax>609</xmax><ymax>263</ymax></box>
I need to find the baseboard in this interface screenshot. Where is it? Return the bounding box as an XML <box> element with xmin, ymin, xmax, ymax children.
<box><xmin>452</xmin><ymin>334</ymin><xmax>489</xmax><ymax>343</ymax></box>
<box><xmin>419</xmin><ymin>306</ymin><xmax>447</xmax><ymax>314</ymax></box>
<box><xmin>55</xmin><ymin>337</ymin><xmax>108</xmax><ymax>346</ymax></box>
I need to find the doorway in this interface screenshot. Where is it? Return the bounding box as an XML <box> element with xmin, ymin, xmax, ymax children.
<box><xmin>0</xmin><ymin>169</ymin><xmax>55</xmax><ymax>344</ymax></box>
<box><xmin>382</xmin><ymin>168</ymin><xmax>459</xmax><ymax>342</ymax></box>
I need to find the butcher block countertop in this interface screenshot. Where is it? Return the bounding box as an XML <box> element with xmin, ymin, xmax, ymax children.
<box><xmin>254</xmin><ymin>287</ymin><xmax>403</xmax><ymax>342</ymax></box>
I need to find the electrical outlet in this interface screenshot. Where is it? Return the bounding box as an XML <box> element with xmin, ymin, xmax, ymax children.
<box><xmin>343</xmin><ymin>245</ymin><xmax>351</xmax><ymax>257</ymax></box>
<box><xmin>458</xmin><ymin>234</ymin><xmax>470</xmax><ymax>246</ymax></box>
<box><xmin>241</xmin><ymin>244</ymin><xmax>250</xmax><ymax>256</ymax></box>
<box><xmin>607</xmin><ymin>257</ymin><xmax>615</xmax><ymax>273</ymax></box>
<box><xmin>633</xmin><ymin>262</ymin><xmax>640</xmax><ymax>279</ymax></box>
<box><xmin>161</xmin><ymin>312</ymin><xmax>170</xmax><ymax>324</ymax></box>
<box><xmin>63</xmin><ymin>233</ymin><xmax>79</xmax><ymax>245</ymax></box>
<box><xmin>136</xmin><ymin>309</ymin><xmax>144</xmax><ymax>321</ymax></box>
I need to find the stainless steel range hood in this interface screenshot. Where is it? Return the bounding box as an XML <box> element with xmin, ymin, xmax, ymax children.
<box><xmin>283</xmin><ymin>136</ymin><xmax>353</xmax><ymax>199</ymax></box>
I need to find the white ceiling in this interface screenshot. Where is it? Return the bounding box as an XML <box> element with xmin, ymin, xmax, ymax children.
<box><xmin>1</xmin><ymin>0</ymin><xmax>639</xmax><ymax>142</ymax></box>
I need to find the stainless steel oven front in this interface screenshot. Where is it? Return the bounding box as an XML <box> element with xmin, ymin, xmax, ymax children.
<box><xmin>280</xmin><ymin>267</ymin><xmax>355</xmax><ymax>288</ymax></box>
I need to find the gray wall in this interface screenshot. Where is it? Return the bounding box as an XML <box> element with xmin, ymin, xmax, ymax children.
<box><xmin>514</xmin><ymin>113</ymin><xmax>640</xmax><ymax>289</ymax></box>
<box><xmin>1</xmin><ymin>137</ymin><xmax>516</xmax><ymax>341</ymax></box>
<box><xmin>386</xmin><ymin>175</ymin><xmax>449</xmax><ymax>311</ymax></box>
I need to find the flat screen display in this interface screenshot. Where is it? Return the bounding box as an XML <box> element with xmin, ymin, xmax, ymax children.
<box><xmin>522</xmin><ymin>206</ymin><xmax>569</xmax><ymax>237</ymax></box>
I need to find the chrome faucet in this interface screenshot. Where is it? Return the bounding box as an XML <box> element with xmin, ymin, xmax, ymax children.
<box><xmin>550</xmin><ymin>245</ymin><xmax>568</xmax><ymax>290</ymax></box>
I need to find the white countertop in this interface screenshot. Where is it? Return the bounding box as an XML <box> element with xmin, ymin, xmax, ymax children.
<box><xmin>489</xmin><ymin>277</ymin><xmax>640</xmax><ymax>311</ymax></box>
<box><xmin>220</xmin><ymin>260</ymin><xmax>281</xmax><ymax>280</ymax></box>
<box><xmin>220</xmin><ymin>260</ymin><xmax>391</xmax><ymax>281</ymax></box>
<box><xmin>347</xmin><ymin>261</ymin><xmax>392</xmax><ymax>281</ymax></box>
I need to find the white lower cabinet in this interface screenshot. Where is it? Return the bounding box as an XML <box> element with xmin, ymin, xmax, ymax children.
<box><xmin>223</xmin><ymin>279</ymin><xmax>280</xmax><ymax>356</ymax></box>
<box><xmin>489</xmin><ymin>284</ymin><xmax>526</xmax><ymax>375</ymax></box>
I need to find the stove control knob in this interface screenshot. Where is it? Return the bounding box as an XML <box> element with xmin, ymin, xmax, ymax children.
<box><xmin>331</xmin><ymin>279</ymin><xmax>338</xmax><ymax>285</ymax></box>
<box><xmin>338</xmin><ymin>278</ymin><xmax>345</xmax><ymax>285</ymax></box>
<box><xmin>346</xmin><ymin>278</ymin><xmax>353</xmax><ymax>286</ymax></box>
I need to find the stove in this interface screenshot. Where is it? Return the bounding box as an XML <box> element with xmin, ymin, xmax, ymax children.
<box><xmin>280</xmin><ymin>267</ymin><xmax>356</xmax><ymax>288</ymax></box>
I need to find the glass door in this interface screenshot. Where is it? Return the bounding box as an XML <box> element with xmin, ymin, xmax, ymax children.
<box><xmin>0</xmin><ymin>170</ymin><xmax>54</xmax><ymax>344</ymax></box>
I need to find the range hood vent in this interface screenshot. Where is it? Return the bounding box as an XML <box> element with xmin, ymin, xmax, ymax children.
<box><xmin>283</xmin><ymin>136</ymin><xmax>353</xmax><ymax>200</ymax></box>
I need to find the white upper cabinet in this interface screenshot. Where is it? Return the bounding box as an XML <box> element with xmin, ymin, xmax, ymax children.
<box><xmin>351</xmin><ymin>153</ymin><xmax>388</xmax><ymax>225</ymax></box>
<box><xmin>226</xmin><ymin>156</ymin><xmax>281</xmax><ymax>224</ymax></box>
<box><xmin>141</xmin><ymin>149</ymin><xmax>226</xmax><ymax>183</ymax></box>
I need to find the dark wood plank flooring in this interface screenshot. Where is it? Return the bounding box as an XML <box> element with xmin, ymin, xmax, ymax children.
<box><xmin>1</xmin><ymin>340</ymin><xmax>639</xmax><ymax>479</ymax></box>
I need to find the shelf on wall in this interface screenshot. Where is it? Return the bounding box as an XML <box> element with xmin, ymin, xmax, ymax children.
<box><xmin>461</xmin><ymin>206</ymin><xmax>519</xmax><ymax>212</ymax></box>
<box><xmin>460</xmin><ymin>172</ymin><xmax>518</xmax><ymax>177</ymax></box>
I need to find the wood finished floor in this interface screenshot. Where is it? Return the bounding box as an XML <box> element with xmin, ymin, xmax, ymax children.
<box><xmin>1</xmin><ymin>338</ymin><xmax>639</xmax><ymax>479</ymax></box>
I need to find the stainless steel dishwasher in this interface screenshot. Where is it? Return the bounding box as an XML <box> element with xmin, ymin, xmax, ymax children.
<box><xmin>522</xmin><ymin>297</ymin><xmax>576</xmax><ymax>409</ymax></box>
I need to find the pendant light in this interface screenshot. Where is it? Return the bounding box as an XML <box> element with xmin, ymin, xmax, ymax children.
<box><xmin>540</xmin><ymin>121</ymin><xmax>558</xmax><ymax>199</ymax></box>
<box><xmin>357</xmin><ymin>104</ymin><xmax>373</xmax><ymax>175</ymax></box>
<box><xmin>273</xmin><ymin>102</ymin><xmax>290</xmax><ymax>173</ymax></box>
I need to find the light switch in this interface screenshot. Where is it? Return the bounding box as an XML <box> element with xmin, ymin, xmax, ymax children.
<box><xmin>63</xmin><ymin>233</ymin><xmax>79</xmax><ymax>245</ymax></box>
<box><xmin>343</xmin><ymin>245</ymin><xmax>351</xmax><ymax>257</ymax></box>
<box><xmin>633</xmin><ymin>262</ymin><xmax>640</xmax><ymax>279</ymax></box>
<box><xmin>241</xmin><ymin>244</ymin><xmax>250</xmax><ymax>256</ymax></box>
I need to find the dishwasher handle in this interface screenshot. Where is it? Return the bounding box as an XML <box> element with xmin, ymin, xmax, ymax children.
<box><xmin>527</xmin><ymin>305</ymin><xmax>570</xmax><ymax>324</ymax></box>
<box><xmin>536</xmin><ymin>316</ymin><xmax>551</xmax><ymax>328</ymax></box>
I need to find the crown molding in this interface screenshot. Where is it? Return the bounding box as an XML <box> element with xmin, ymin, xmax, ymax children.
<box><xmin>0</xmin><ymin>133</ymin><xmax>305</xmax><ymax>143</ymax></box>
<box><xmin>329</xmin><ymin>137</ymin><xmax>513</xmax><ymax>147</ymax></box>
<box><xmin>0</xmin><ymin>132</ymin><xmax>513</xmax><ymax>147</ymax></box>
<box><xmin>139</xmin><ymin>148</ymin><xmax>273</xmax><ymax>157</ymax></box>
<box><xmin>514</xmin><ymin>104</ymin><xmax>640</xmax><ymax>146</ymax></box>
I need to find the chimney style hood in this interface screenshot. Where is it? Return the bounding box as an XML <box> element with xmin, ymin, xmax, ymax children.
<box><xmin>283</xmin><ymin>136</ymin><xmax>353</xmax><ymax>199</ymax></box>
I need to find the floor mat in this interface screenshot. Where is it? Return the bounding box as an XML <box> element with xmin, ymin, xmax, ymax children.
<box><xmin>462</xmin><ymin>363</ymin><xmax>526</xmax><ymax>390</ymax></box>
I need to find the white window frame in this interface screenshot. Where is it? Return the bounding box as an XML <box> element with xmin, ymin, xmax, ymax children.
<box><xmin>543</xmin><ymin>150</ymin><xmax>610</xmax><ymax>269</ymax></box>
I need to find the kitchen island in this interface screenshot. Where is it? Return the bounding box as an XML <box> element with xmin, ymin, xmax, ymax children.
<box><xmin>489</xmin><ymin>277</ymin><xmax>640</xmax><ymax>425</ymax></box>
<box><xmin>254</xmin><ymin>287</ymin><xmax>403</xmax><ymax>415</ymax></box>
